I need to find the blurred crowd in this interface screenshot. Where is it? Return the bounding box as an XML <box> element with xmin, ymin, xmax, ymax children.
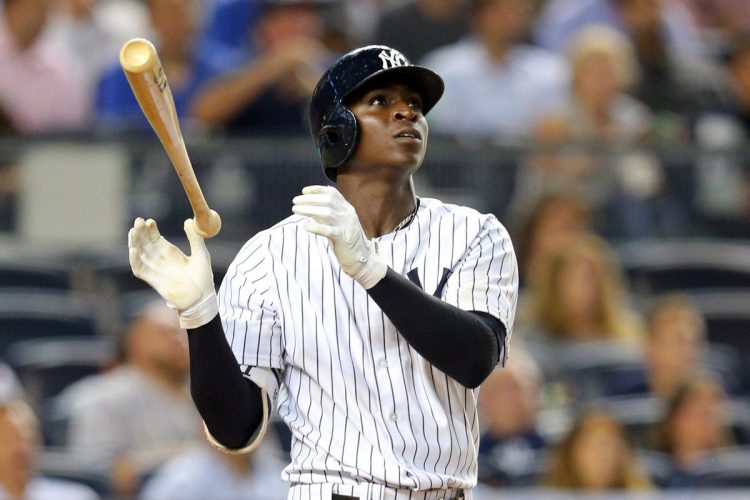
<box><xmin>1</xmin><ymin>0</ymin><xmax>750</xmax><ymax>237</ymax></box>
<box><xmin>2</xmin><ymin>0</ymin><xmax>750</xmax><ymax>498</ymax></box>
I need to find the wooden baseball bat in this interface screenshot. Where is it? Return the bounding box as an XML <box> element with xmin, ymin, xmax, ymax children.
<box><xmin>119</xmin><ymin>38</ymin><xmax>221</xmax><ymax>238</ymax></box>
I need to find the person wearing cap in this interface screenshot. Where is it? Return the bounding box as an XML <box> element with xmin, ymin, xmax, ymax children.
<box><xmin>127</xmin><ymin>45</ymin><xmax>519</xmax><ymax>499</ymax></box>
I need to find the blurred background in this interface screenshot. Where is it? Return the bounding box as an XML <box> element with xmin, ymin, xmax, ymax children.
<box><xmin>2</xmin><ymin>0</ymin><xmax>750</xmax><ymax>498</ymax></box>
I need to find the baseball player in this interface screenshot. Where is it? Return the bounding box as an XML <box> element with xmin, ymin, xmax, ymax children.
<box><xmin>128</xmin><ymin>45</ymin><xmax>518</xmax><ymax>500</ymax></box>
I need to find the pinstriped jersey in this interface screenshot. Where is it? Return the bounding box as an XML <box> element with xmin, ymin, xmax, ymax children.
<box><xmin>217</xmin><ymin>197</ymin><xmax>518</xmax><ymax>490</ymax></box>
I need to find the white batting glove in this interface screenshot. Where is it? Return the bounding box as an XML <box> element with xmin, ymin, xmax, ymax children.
<box><xmin>128</xmin><ymin>217</ymin><xmax>217</xmax><ymax>328</ymax></box>
<box><xmin>292</xmin><ymin>185</ymin><xmax>387</xmax><ymax>289</ymax></box>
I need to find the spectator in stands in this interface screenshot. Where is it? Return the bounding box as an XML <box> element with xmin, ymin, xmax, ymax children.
<box><xmin>518</xmin><ymin>233</ymin><xmax>644</xmax><ymax>378</ymax></box>
<box><xmin>613</xmin><ymin>294</ymin><xmax>723</xmax><ymax>399</ymax></box>
<box><xmin>0</xmin><ymin>0</ymin><xmax>89</xmax><ymax>134</ymax></box>
<box><xmin>372</xmin><ymin>0</ymin><xmax>468</xmax><ymax>62</ymax></box>
<box><xmin>533</xmin><ymin>0</ymin><xmax>705</xmax><ymax>60</ymax></box>
<box><xmin>689</xmin><ymin>33</ymin><xmax>750</xmax><ymax>236</ymax></box>
<box><xmin>705</xmin><ymin>33</ymin><xmax>750</xmax><ymax>136</ymax></box>
<box><xmin>477</xmin><ymin>349</ymin><xmax>546</xmax><ymax>488</ymax></box>
<box><xmin>519</xmin><ymin>25</ymin><xmax>678</xmax><ymax>239</ymax></box>
<box><xmin>651</xmin><ymin>375</ymin><xmax>734</xmax><ymax>487</ymax></box>
<box><xmin>140</xmin><ymin>441</ymin><xmax>288</xmax><ymax>500</ymax></box>
<box><xmin>195</xmin><ymin>0</ymin><xmax>264</xmax><ymax>65</ymax></box>
<box><xmin>646</xmin><ymin>296</ymin><xmax>705</xmax><ymax>395</ymax></box>
<box><xmin>536</xmin><ymin>0</ymin><xmax>719</xmax><ymax>139</ymax></box>
<box><xmin>513</xmin><ymin>191</ymin><xmax>592</xmax><ymax>290</ymax></box>
<box><xmin>682</xmin><ymin>0</ymin><xmax>750</xmax><ymax>40</ymax></box>
<box><xmin>58</xmin><ymin>300</ymin><xmax>201</xmax><ymax>496</ymax></box>
<box><xmin>421</xmin><ymin>0</ymin><xmax>568</xmax><ymax>138</ymax></box>
<box><xmin>190</xmin><ymin>0</ymin><xmax>333</xmax><ymax>135</ymax></box>
<box><xmin>45</xmin><ymin>0</ymin><xmax>150</xmax><ymax>92</ymax></box>
<box><xmin>614</xmin><ymin>0</ymin><xmax>720</xmax><ymax>133</ymax></box>
<box><xmin>194</xmin><ymin>0</ymin><xmax>350</xmax><ymax>67</ymax></box>
<box><xmin>0</xmin><ymin>395</ymin><xmax>98</xmax><ymax>499</ymax></box>
<box><xmin>95</xmin><ymin>0</ymin><xmax>212</xmax><ymax>131</ymax></box>
<box><xmin>544</xmin><ymin>409</ymin><xmax>653</xmax><ymax>490</ymax></box>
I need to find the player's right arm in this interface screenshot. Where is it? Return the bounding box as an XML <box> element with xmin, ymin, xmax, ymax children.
<box><xmin>128</xmin><ymin>218</ymin><xmax>267</xmax><ymax>452</ymax></box>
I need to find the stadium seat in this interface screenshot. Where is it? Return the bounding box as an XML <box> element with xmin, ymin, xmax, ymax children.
<box><xmin>597</xmin><ymin>395</ymin><xmax>750</xmax><ymax>450</ymax></box>
<box><xmin>85</xmin><ymin>248</ymin><xmax>155</xmax><ymax>297</ymax></box>
<box><xmin>478</xmin><ymin>448</ymin><xmax>550</xmax><ymax>488</ymax></box>
<box><xmin>37</xmin><ymin>448</ymin><xmax>111</xmax><ymax>497</ymax></box>
<box><xmin>6</xmin><ymin>336</ymin><xmax>115</xmax><ymax>408</ymax></box>
<box><xmin>0</xmin><ymin>261</ymin><xmax>73</xmax><ymax>290</ymax></box>
<box><xmin>692</xmin><ymin>446</ymin><xmax>750</xmax><ymax>488</ymax></box>
<box><xmin>703</xmin><ymin>342</ymin><xmax>747</xmax><ymax>396</ymax></box>
<box><xmin>636</xmin><ymin>449</ymin><xmax>674</xmax><ymax>488</ymax></box>
<box><xmin>617</xmin><ymin>239</ymin><xmax>750</xmax><ymax>294</ymax></box>
<box><xmin>80</xmin><ymin>243</ymin><xmax>241</xmax><ymax>336</ymax></box>
<box><xmin>726</xmin><ymin>399</ymin><xmax>750</xmax><ymax>446</ymax></box>
<box><xmin>690</xmin><ymin>290</ymin><xmax>750</xmax><ymax>378</ymax></box>
<box><xmin>0</xmin><ymin>290</ymin><xmax>101</xmax><ymax>360</ymax></box>
<box><xmin>555</xmin><ymin>341</ymin><xmax>646</xmax><ymax>402</ymax></box>
<box><xmin>85</xmin><ymin>241</ymin><xmax>240</xmax><ymax>296</ymax></box>
<box><xmin>595</xmin><ymin>394</ymin><xmax>665</xmax><ymax>448</ymax></box>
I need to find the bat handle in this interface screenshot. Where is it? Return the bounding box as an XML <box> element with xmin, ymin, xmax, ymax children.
<box><xmin>166</xmin><ymin>143</ymin><xmax>222</xmax><ymax>238</ymax></box>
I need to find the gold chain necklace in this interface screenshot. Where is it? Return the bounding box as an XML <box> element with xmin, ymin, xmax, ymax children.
<box><xmin>393</xmin><ymin>199</ymin><xmax>420</xmax><ymax>232</ymax></box>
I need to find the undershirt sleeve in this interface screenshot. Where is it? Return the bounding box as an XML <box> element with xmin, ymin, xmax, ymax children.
<box><xmin>367</xmin><ymin>268</ymin><xmax>506</xmax><ymax>388</ymax></box>
<box><xmin>187</xmin><ymin>315</ymin><xmax>265</xmax><ymax>450</ymax></box>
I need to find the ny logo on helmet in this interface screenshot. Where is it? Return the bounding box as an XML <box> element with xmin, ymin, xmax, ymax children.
<box><xmin>378</xmin><ymin>49</ymin><xmax>407</xmax><ymax>70</ymax></box>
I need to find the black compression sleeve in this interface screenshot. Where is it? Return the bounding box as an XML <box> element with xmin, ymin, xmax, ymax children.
<box><xmin>366</xmin><ymin>268</ymin><xmax>506</xmax><ymax>388</ymax></box>
<box><xmin>187</xmin><ymin>315</ymin><xmax>264</xmax><ymax>449</ymax></box>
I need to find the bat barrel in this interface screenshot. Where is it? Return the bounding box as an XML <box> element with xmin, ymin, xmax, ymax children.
<box><xmin>120</xmin><ymin>37</ymin><xmax>221</xmax><ymax>239</ymax></box>
<box><xmin>120</xmin><ymin>38</ymin><xmax>158</xmax><ymax>74</ymax></box>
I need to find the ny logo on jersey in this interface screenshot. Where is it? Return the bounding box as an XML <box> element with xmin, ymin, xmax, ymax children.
<box><xmin>378</xmin><ymin>49</ymin><xmax>407</xmax><ymax>70</ymax></box>
<box><xmin>407</xmin><ymin>268</ymin><xmax>453</xmax><ymax>298</ymax></box>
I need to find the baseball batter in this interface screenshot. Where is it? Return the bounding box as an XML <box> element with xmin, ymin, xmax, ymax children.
<box><xmin>128</xmin><ymin>45</ymin><xmax>518</xmax><ymax>500</ymax></box>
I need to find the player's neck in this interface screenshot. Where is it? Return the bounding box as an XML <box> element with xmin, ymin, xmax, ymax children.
<box><xmin>337</xmin><ymin>176</ymin><xmax>417</xmax><ymax>239</ymax></box>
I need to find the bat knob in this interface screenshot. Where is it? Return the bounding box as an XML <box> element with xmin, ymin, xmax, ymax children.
<box><xmin>194</xmin><ymin>210</ymin><xmax>222</xmax><ymax>238</ymax></box>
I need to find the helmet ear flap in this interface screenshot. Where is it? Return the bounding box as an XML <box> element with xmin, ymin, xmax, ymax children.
<box><xmin>316</xmin><ymin>105</ymin><xmax>358</xmax><ymax>177</ymax></box>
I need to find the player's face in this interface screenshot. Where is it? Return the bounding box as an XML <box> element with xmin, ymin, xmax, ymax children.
<box><xmin>348</xmin><ymin>83</ymin><xmax>428</xmax><ymax>173</ymax></box>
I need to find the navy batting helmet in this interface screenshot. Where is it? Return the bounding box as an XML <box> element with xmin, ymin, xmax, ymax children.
<box><xmin>309</xmin><ymin>45</ymin><xmax>444</xmax><ymax>181</ymax></box>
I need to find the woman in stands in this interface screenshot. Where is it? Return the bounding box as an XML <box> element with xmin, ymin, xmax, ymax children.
<box><xmin>651</xmin><ymin>375</ymin><xmax>735</xmax><ymax>488</ymax></box>
<box><xmin>517</xmin><ymin>233</ymin><xmax>644</xmax><ymax>380</ymax></box>
<box><xmin>544</xmin><ymin>410</ymin><xmax>653</xmax><ymax>491</ymax></box>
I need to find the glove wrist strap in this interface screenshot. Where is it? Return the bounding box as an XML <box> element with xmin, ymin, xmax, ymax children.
<box><xmin>352</xmin><ymin>242</ymin><xmax>387</xmax><ymax>289</ymax></box>
<box><xmin>178</xmin><ymin>292</ymin><xmax>219</xmax><ymax>329</ymax></box>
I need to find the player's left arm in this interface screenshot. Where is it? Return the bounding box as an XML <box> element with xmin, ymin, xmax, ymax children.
<box><xmin>368</xmin><ymin>270</ymin><xmax>507</xmax><ymax>388</ymax></box>
<box><xmin>366</xmin><ymin>215</ymin><xmax>517</xmax><ymax>388</ymax></box>
<box><xmin>293</xmin><ymin>186</ymin><xmax>518</xmax><ymax>388</ymax></box>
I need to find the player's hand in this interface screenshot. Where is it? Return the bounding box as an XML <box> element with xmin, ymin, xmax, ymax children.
<box><xmin>292</xmin><ymin>185</ymin><xmax>386</xmax><ymax>289</ymax></box>
<box><xmin>128</xmin><ymin>218</ymin><xmax>217</xmax><ymax>326</ymax></box>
